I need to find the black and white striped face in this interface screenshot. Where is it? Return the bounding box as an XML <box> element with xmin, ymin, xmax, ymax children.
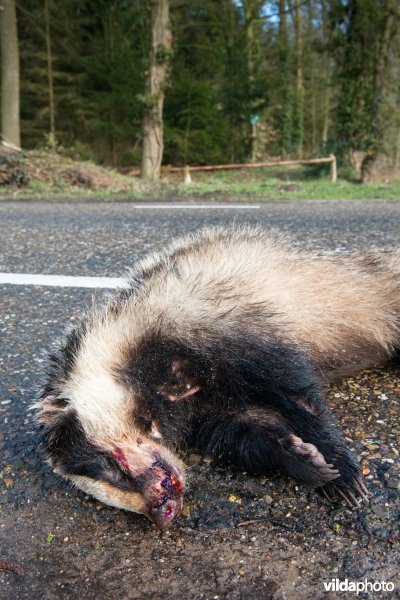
<box><xmin>35</xmin><ymin>322</ymin><xmax>203</xmax><ymax>528</ymax></box>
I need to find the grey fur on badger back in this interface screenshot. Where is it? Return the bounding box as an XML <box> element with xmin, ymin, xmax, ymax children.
<box><xmin>34</xmin><ymin>226</ymin><xmax>400</xmax><ymax>527</ymax></box>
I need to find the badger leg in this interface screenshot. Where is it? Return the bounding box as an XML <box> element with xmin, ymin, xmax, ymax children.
<box><xmin>196</xmin><ymin>406</ymin><xmax>367</xmax><ymax>507</ymax></box>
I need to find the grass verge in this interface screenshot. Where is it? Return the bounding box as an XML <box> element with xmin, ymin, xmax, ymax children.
<box><xmin>0</xmin><ymin>153</ymin><xmax>399</xmax><ymax>201</ymax></box>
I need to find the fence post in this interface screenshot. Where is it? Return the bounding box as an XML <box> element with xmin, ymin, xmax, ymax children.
<box><xmin>184</xmin><ymin>166</ymin><xmax>192</xmax><ymax>184</ymax></box>
<box><xmin>330</xmin><ymin>154</ymin><xmax>337</xmax><ymax>183</ymax></box>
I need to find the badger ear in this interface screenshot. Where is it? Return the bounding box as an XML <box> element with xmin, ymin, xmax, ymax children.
<box><xmin>33</xmin><ymin>396</ymin><xmax>70</xmax><ymax>424</ymax></box>
<box><xmin>157</xmin><ymin>357</ymin><xmax>202</xmax><ymax>402</ymax></box>
<box><xmin>171</xmin><ymin>357</ymin><xmax>192</xmax><ymax>378</ymax></box>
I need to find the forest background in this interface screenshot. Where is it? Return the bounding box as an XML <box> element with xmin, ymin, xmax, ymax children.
<box><xmin>2</xmin><ymin>0</ymin><xmax>400</xmax><ymax>185</ymax></box>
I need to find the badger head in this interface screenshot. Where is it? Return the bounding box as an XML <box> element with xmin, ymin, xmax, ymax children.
<box><xmin>34</xmin><ymin>317</ymin><xmax>203</xmax><ymax>529</ymax></box>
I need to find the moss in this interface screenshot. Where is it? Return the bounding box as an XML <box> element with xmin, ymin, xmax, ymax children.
<box><xmin>46</xmin><ymin>532</ymin><xmax>55</xmax><ymax>544</ymax></box>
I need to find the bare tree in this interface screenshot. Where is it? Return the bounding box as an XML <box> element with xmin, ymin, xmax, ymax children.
<box><xmin>141</xmin><ymin>0</ymin><xmax>172</xmax><ymax>181</ymax></box>
<box><xmin>277</xmin><ymin>0</ymin><xmax>292</xmax><ymax>158</ymax></box>
<box><xmin>44</xmin><ymin>0</ymin><xmax>56</xmax><ymax>147</ymax></box>
<box><xmin>0</xmin><ymin>0</ymin><xmax>21</xmax><ymax>150</ymax></box>
<box><xmin>242</xmin><ymin>0</ymin><xmax>264</xmax><ymax>161</ymax></box>
<box><xmin>362</xmin><ymin>0</ymin><xmax>399</xmax><ymax>181</ymax></box>
<box><xmin>321</xmin><ymin>1</ymin><xmax>332</xmax><ymax>147</ymax></box>
<box><xmin>291</xmin><ymin>0</ymin><xmax>304</xmax><ymax>158</ymax></box>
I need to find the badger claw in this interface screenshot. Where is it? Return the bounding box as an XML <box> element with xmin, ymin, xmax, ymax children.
<box><xmin>320</xmin><ymin>487</ymin><xmax>332</xmax><ymax>502</ymax></box>
<box><xmin>320</xmin><ymin>475</ymin><xmax>369</xmax><ymax>508</ymax></box>
<box><xmin>336</xmin><ymin>487</ymin><xmax>360</xmax><ymax>508</ymax></box>
<box><xmin>354</xmin><ymin>476</ymin><xmax>369</xmax><ymax>502</ymax></box>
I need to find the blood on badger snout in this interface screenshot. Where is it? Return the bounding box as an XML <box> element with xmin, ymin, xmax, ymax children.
<box><xmin>34</xmin><ymin>226</ymin><xmax>400</xmax><ymax>526</ymax></box>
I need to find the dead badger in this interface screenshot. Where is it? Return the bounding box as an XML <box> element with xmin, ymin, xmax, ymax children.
<box><xmin>34</xmin><ymin>226</ymin><xmax>400</xmax><ymax>528</ymax></box>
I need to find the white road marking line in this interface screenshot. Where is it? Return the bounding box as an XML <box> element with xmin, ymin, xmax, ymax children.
<box><xmin>0</xmin><ymin>273</ymin><xmax>128</xmax><ymax>289</ymax></box>
<box><xmin>127</xmin><ymin>204</ymin><xmax>260</xmax><ymax>209</ymax></box>
<box><xmin>1</xmin><ymin>205</ymin><xmax>259</xmax><ymax>288</ymax></box>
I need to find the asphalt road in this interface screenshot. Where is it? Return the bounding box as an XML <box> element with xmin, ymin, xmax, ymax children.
<box><xmin>0</xmin><ymin>199</ymin><xmax>399</xmax><ymax>599</ymax></box>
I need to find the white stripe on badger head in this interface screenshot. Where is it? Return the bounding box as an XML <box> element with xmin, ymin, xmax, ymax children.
<box><xmin>64</xmin><ymin>317</ymin><xmax>133</xmax><ymax>441</ymax></box>
<box><xmin>66</xmin><ymin>367</ymin><xmax>127</xmax><ymax>441</ymax></box>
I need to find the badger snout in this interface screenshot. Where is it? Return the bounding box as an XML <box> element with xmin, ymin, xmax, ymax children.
<box><xmin>145</xmin><ymin>460</ymin><xmax>184</xmax><ymax>528</ymax></box>
<box><xmin>109</xmin><ymin>442</ymin><xmax>185</xmax><ymax>528</ymax></box>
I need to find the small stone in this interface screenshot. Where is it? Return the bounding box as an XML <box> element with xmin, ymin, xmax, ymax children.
<box><xmin>374</xmin><ymin>529</ymin><xmax>390</xmax><ymax>541</ymax></box>
<box><xmin>384</xmin><ymin>478</ymin><xmax>400</xmax><ymax>491</ymax></box>
<box><xmin>261</xmin><ymin>494</ymin><xmax>273</xmax><ymax>504</ymax></box>
<box><xmin>371</xmin><ymin>505</ymin><xmax>391</xmax><ymax>520</ymax></box>
<box><xmin>228</xmin><ymin>495</ymin><xmax>242</xmax><ymax>504</ymax></box>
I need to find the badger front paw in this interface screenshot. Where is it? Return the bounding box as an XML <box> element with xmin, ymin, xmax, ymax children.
<box><xmin>283</xmin><ymin>434</ymin><xmax>369</xmax><ymax>507</ymax></box>
<box><xmin>290</xmin><ymin>436</ymin><xmax>341</xmax><ymax>483</ymax></box>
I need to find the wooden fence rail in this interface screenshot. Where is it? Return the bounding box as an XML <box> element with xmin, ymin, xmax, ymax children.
<box><xmin>169</xmin><ymin>155</ymin><xmax>337</xmax><ymax>184</ymax></box>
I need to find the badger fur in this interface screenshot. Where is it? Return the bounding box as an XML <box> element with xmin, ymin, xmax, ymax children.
<box><xmin>34</xmin><ymin>226</ymin><xmax>400</xmax><ymax>528</ymax></box>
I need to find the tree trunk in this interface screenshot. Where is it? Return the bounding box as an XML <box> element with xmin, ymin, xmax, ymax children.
<box><xmin>141</xmin><ymin>0</ymin><xmax>172</xmax><ymax>181</ymax></box>
<box><xmin>321</xmin><ymin>2</ymin><xmax>331</xmax><ymax>146</ymax></box>
<box><xmin>321</xmin><ymin>75</ymin><xmax>331</xmax><ymax>146</ymax></box>
<box><xmin>293</xmin><ymin>0</ymin><xmax>304</xmax><ymax>158</ymax></box>
<box><xmin>243</xmin><ymin>0</ymin><xmax>255</xmax><ymax>161</ymax></box>
<box><xmin>44</xmin><ymin>0</ymin><xmax>56</xmax><ymax>147</ymax></box>
<box><xmin>278</xmin><ymin>0</ymin><xmax>292</xmax><ymax>158</ymax></box>
<box><xmin>361</xmin><ymin>0</ymin><xmax>398</xmax><ymax>182</ymax></box>
<box><xmin>0</xmin><ymin>0</ymin><xmax>20</xmax><ymax>150</ymax></box>
<box><xmin>242</xmin><ymin>0</ymin><xmax>263</xmax><ymax>161</ymax></box>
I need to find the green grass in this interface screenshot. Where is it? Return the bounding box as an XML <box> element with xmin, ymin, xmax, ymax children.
<box><xmin>0</xmin><ymin>186</ymin><xmax>152</xmax><ymax>202</ymax></box>
<box><xmin>1</xmin><ymin>161</ymin><xmax>399</xmax><ymax>201</ymax></box>
<box><xmin>184</xmin><ymin>178</ymin><xmax>400</xmax><ymax>200</ymax></box>
<box><xmin>176</xmin><ymin>167</ymin><xmax>400</xmax><ymax>200</ymax></box>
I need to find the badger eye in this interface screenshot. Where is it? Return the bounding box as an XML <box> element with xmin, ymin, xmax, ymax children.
<box><xmin>137</xmin><ymin>416</ymin><xmax>152</xmax><ymax>432</ymax></box>
<box><xmin>102</xmin><ymin>458</ymin><xmax>142</xmax><ymax>492</ymax></box>
<box><xmin>135</xmin><ymin>408</ymin><xmax>163</xmax><ymax>440</ymax></box>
